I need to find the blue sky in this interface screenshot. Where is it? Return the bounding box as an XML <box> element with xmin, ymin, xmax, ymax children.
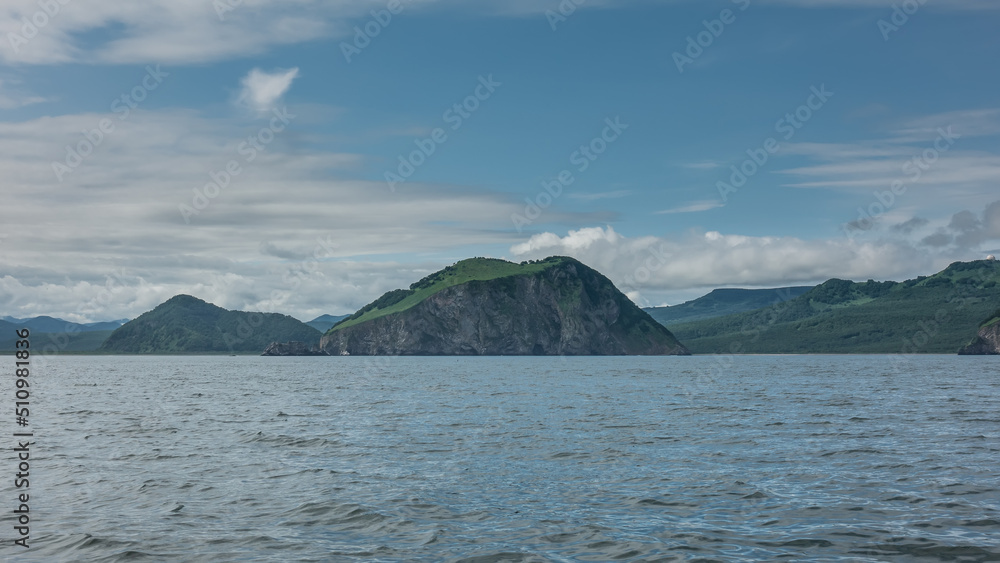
<box><xmin>1</xmin><ymin>0</ymin><xmax>999</xmax><ymax>321</ymax></box>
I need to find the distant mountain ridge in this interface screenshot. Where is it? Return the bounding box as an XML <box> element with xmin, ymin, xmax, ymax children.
<box><xmin>306</xmin><ymin>314</ymin><xmax>350</xmax><ymax>333</ymax></box>
<box><xmin>665</xmin><ymin>260</ymin><xmax>1000</xmax><ymax>354</ymax></box>
<box><xmin>6</xmin><ymin>260</ymin><xmax>999</xmax><ymax>356</ymax></box>
<box><xmin>0</xmin><ymin>316</ymin><xmax>127</xmax><ymax>353</ymax></box>
<box><xmin>644</xmin><ymin>287</ymin><xmax>812</xmax><ymax>326</ymax></box>
<box><xmin>99</xmin><ymin>295</ymin><xmax>320</xmax><ymax>354</ymax></box>
<box><xmin>321</xmin><ymin>256</ymin><xmax>689</xmax><ymax>356</ymax></box>
<box><xmin>1</xmin><ymin>316</ymin><xmax>128</xmax><ymax>333</ymax></box>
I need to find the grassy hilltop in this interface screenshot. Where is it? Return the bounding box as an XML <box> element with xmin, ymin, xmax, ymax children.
<box><xmin>323</xmin><ymin>256</ymin><xmax>689</xmax><ymax>356</ymax></box>
<box><xmin>329</xmin><ymin>257</ymin><xmax>567</xmax><ymax>333</ymax></box>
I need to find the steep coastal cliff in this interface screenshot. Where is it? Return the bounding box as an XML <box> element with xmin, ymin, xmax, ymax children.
<box><xmin>958</xmin><ymin>310</ymin><xmax>1000</xmax><ymax>355</ymax></box>
<box><xmin>320</xmin><ymin>257</ymin><xmax>689</xmax><ymax>356</ymax></box>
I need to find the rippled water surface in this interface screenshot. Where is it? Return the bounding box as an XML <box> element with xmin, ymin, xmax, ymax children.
<box><xmin>6</xmin><ymin>355</ymin><xmax>1000</xmax><ymax>561</ymax></box>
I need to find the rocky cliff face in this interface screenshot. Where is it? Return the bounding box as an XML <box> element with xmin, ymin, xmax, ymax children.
<box><xmin>320</xmin><ymin>259</ymin><xmax>689</xmax><ymax>356</ymax></box>
<box><xmin>958</xmin><ymin>321</ymin><xmax>1000</xmax><ymax>355</ymax></box>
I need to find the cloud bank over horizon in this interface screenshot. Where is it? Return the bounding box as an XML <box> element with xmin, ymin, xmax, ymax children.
<box><xmin>1</xmin><ymin>0</ymin><xmax>998</xmax><ymax>321</ymax></box>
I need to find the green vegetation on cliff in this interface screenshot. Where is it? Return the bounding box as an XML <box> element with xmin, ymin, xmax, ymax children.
<box><xmin>323</xmin><ymin>256</ymin><xmax>688</xmax><ymax>356</ymax></box>
<box><xmin>99</xmin><ymin>295</ymin><xmax>320</xmax><ymax>354</ymax></box>
<box><xmin>662</xmin><ymin>260</ymin><xmax>1000</xmax><ymax>354</ymax></box>
<box><xmin>980</xmin><ymin>309</ymin><xmax>1000</xmax><ymax>328</ymax></box>
<box><xmin>958</xmin><ymin>306</ymin><xmax>1000</xmax><ymax>355</ymax></box>
<box><xmin>330</xmin><ymin>257</ymin><xmax>569</xmax><ymax>333</ymax></box>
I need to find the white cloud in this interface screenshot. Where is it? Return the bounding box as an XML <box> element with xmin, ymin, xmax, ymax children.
<box><xmin>759</xmin><ymin>0</ymin><xmax>997</xmax><ymax>8</ymax></box>
<box><xmin>1</xmin><ymin>100</ymin><xmax>995</xmax><ymax>320</ymax></box>
<box><xmin>0</xmin><ymin>79</ymin><xmax>49</xmax><ymax>109</ymax></box>
<box><xmin>775</xmin><ymin>109</ymin><xmax>1000</xmax><ymax>224</ymax></box>
<box><xmin>681</xmin><ymin>161</ymin><xmax>723</xmax><ymax>170</ymax></box>
<box><xmin>568</xmin><ymin>190</ymin><xmax>632</xmax><ymax>202</ymax></box>
<box><xmin>0</xmin><ymin>107</ymin><xmax>535</xmax><ymax>321</ymax></box>
<box><xmin>655</xmin><ymin>200</ymin><xmax>725</xmax><ymax>214</ymax></box>
<box><xmin>237</xmin><ymin>68</ymin><xmax>300</xmax><ymax>114</ymax></box>
<box><xmin>0</xmin><ymin>0</ymin><xmax>340</xmax><ymax>65</ymax></box>
<box><xmin>509</xmin><ymin>225</ymin><xmax>987</xmax><ymax>307</ymax></box>
<box><xmin>1</xmin><ymin>0</ymin><xmax>994</xmax><ymax>66</ymax></box>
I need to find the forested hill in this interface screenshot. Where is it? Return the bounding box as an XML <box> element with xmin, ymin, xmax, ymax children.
<box><xmin>664</xmin><ymin>260</ymin><xmax>1000</xmax><ymax>354</ymax></box>
<box><xmin>99</xmin><ymin>295</ymin><xmax>320</xmax><ymax>353</ymax></box>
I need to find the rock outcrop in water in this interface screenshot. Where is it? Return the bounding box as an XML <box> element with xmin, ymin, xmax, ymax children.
<box><xmin>262</xmin><ymin>341</ymin><xmax>328</xmax><ymax>356</ymax></box>
<box><xmin>958</xmin><ymin>310</ymin><xmax>1000</xmax><ymax>355</ymax></box>
<box><xmin>320</xmin><ymin>256</ymin><xmax>690</xmax><ymax>356</ymax></box>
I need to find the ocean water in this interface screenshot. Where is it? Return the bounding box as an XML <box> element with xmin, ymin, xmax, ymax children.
<box><xmin>5</xmin><ymin>355</ymin><xmax>1000</xmax><ymax>562</ymax></box>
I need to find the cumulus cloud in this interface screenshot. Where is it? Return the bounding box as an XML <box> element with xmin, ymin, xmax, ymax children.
<box><xmin>951</xmin><ymin>201</ymin><xmax>1000</xmax><ymax>249</ymax></box>
<box><xmin>908</xmin><ymin>201</ymin><xmax>1000</xmax><ymax>250</ymax></box>
<box><xmin>771</xmin><ymin>109</ymin><xmax>1000</xmax><ymax>239</ymax></box>
<box><xmin>890</xmin><ymin>217</ymin><xmax>930</xmax><ymax>235</ymax></box>
<box><xmin>237</xmin><ymin>68</ymin><xmax>300</xmax><ymax>114</ymax></box>
<box><xmin>0</xmin><ymin>260</ymin><xmax>441</xmax><ymax>325</ymax></box>
<box><xmin>2</xmin><ymin>97</ymin><xmax>996</xmax><ymax>319</ymax></box>
<box><xmin>509</xmin><ymin>225</ymin><xmax>982</xmax><ymax>307</ymax></box>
